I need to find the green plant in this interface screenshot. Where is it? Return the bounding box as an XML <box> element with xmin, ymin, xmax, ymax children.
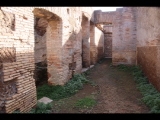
<box><xmin>37</xmin><ymin>73</ymin><xmax>89</xmax><ymax>101</ymax></box>
<box><xmin>12</xmin><ymin>110</ymin><xmax>21</xmax><ymax>114</ymax></box>
<box><xmin>74</xmin><ymin>96</ymin><xmax>96</xmax><ymax>109</ymax></box>
<box><xmin>29</xmin><ymin>102</ymin><xmax>52</xmax><ymax>113</ymax></box>
<box><xmin>12</xmin><ymin>102</ymin><xmax>52</xmax><ymax>114</ymax></box>
<box><xmin>117</xmin><ymin>64</ymin><xmax>137</xmax><ymax>73</ymax></box>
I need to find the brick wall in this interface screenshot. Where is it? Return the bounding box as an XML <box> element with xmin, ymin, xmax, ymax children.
<box><xmin>0</xmin><ymin>7</ymin><xmax>36</xmax><ymax>113</ymax></box>
<box><xmin>94</xmin><ymin>10</ymin><xmax>115</xmax><ymax>24</ymax></box>
<box><xmin>136</xmin><ymin>7</ymin><xmax>160</xmax><ymax>91</ymax></box>
<box><xmin>112</xmin><ymin>7</ymin><xmax>137</xmax><ymax>65</ymax></box>
<box><xmin>104</xmin><ymin>33</ymin><xmax>112</xmax><ymax>58</ymax></box>
<box><xmin>94</xmin><ymin>7</ymin><xmax>137</xmax><ymax>65</ymax></box>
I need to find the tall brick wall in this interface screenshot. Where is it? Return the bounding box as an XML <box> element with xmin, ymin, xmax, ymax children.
<box><xmin>0</xmin><ymin>7</ymin><xmax>36</xmax><ymax>113</ymax></box>
<box><xmin>61</xmin><ymin>8</ymin><xmax>86</xmax><ymax>83</ymax></box>
<box><xmin>136</xmin><ymin>7</ymin><xmax>160</xmax><ymax>91</ymax></box>
<box><xmin>94</xmin><ymin>7</ymin><xmax>137</xmax><ymax>65</ymax></box>
<box><xmin>112</xmin><ymin>7</ymin><xmax>137</xmax><ymax>65</ymax></box>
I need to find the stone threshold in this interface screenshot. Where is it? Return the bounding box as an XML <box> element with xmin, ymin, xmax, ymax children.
<box><xmin>81</xmin><ymin>65</ymin><xmax>94</xmax><ymax>73</ymax></box>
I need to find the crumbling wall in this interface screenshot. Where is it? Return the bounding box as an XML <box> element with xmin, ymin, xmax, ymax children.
<box><xmin>34</xmin><ymin>17</ymin><xmax>48</xmax><ymax>64</ymax></box>
<box><xmin>61</xmin><ymin>7</ymin><xmax>86</xmax><ymax>83</ymax></box>
<box><xmin>33</xmin><ymin>7</ymin><xmax>94</xmax><ymax>85</ymax></box>
<box><xmin>94</xmin><ymin>10</ymin><xmax>115</xmax><ymax>24</ymax></box>
<box><xmin>112</xmin><ymin>7</ymin><xmax>137</xmax><ymax>65</ymax></box>
<box><xmin>0</xmin><ymin>7</ymin><xmax>36</xmax><ymax>113</ymax></box>
<box><xmin>34</xmin><ymin>17</ymin><xmax>48</xmax><ymax>85</ymax></box>
<box><xmin>136</xmin><ymin>7</ymin><xmax>160</xmax><ymax>91</ymax></box>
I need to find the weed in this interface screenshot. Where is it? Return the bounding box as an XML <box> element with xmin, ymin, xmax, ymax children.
<box><xmin>12</xmin><ymin>110</ymin><xmax>21</xmax><ymax>114</ymax></box>
<box><xmin>74</xmin><ymin>96</ymin><xmax>96</xmax><ymax>109</ymax></box>
<box><xmin>37</xmin><ymin>73</ymin><xmax>89</xmax><ymax>101</ymax></box>
<box><xmin>29</xmin><ymin>102</ymin><xmax>52</xmax><ymax>113</ymax></box>
<box><xmin>12</xmin><ymin>102</ymin><xmax>52</xmax><ymax>114</ymax></box>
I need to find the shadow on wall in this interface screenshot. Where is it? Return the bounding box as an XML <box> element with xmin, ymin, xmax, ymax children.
<box><xmin>81</xmin><ymin>13</ymin><xmax>90</xmax><ymax>68</ymax></box>
<box><xmin>90</xmin><ymin>21</ymin><xmax>105</xmax><ymax>65</ymax></box>
<box><xmin>97</xmin><ymin>32</ymin><xmax>104</xmax><ymax>61</ymax></box>
<box><xmin>34</xmin><ymin>17</ymin><xmax>48</xmax><ymax>86</ymax></box>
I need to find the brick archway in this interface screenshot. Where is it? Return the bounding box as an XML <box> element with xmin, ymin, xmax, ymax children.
<box><xmin>33</xmin><ymin>8</ymin><xmax>63</xmax><ymax>85</ymax></box>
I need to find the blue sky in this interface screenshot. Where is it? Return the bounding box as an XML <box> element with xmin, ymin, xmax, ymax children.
<box><xmin>93</xmin><ymin>7</ymin><xmax>123</xmax><ymax>12</ymax></box>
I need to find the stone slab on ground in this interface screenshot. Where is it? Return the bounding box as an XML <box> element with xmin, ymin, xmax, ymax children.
<box><xmin>38</xmin><ymin>97</ymin><xmax>53</xmax><ymax>104</ymax></box>
<box><xmin>81</xmin><ymin>65</ymin><xmax>94</xmax><ymax>72</ymax></box>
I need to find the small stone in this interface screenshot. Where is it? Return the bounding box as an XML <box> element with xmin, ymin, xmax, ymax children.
<box><xmin>38</xmin><ymin>97</ymin><xmax>53</xmax><ymax>104</ymax></box>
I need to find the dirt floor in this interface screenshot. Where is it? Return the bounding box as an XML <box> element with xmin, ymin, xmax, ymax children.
<box><xmin>51</xmin><ymin>58</ymin><xmax>150</xmax><ymax>113</ymax></box>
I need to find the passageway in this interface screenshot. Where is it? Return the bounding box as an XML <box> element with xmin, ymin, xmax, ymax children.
<box><xmin>51</xmin><ymin>58</ymin><xmax>149</xmax><ymax>113</ymax></box>
<box><xmin>87</xmin><ymin>58</ymin><xmax>149</xmax><ymax>113</ymax></box>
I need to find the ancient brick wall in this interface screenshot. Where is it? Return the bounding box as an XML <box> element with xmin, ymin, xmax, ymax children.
<box><xmin>94</xmin><ymin>7</ymin><xmax>137</xmax><ymax>65</ymax></box>
<box><xmin>0</xmin><ymin>7</ymin><xmax>36</xmax><ymax>113</ymax></box>
<box><xmin>33</xmin><ymin>7</ymin><xmax>94</xmax><ymax>85</ymax></box>
<box><xmin>0</xmin><ymin>7</ymin><xmax>94</xmax><ymax>113</ymax></box>
<box><xmin>94</xmin><ymin>10</ymin><xmax>115</xmax><ymax>24</ymax></box>
<box><xmin>136</xmin><ymin>7</ymin><xmax>160</xmax><ymax>91</ymax></box>
<box><xmin>112</xmin><ymin>7</ymin><xmax>137</xmax><ymax>65</ymax></box>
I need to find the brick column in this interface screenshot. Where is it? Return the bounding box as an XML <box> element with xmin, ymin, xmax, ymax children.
<box><xmin>82</xmin><ymin>16</ymin><xmax>90</xmax><ymax>68</ymax></box>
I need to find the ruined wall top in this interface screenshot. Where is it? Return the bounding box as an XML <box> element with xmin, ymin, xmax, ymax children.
<box><xmin>94</xmin><ymin>9</ymin><xmax>116</xmax><ymax>24</ymax></box>
<box><xmin>94</xmin><ymin>7</ymin><xmax>137</xmax><ymax>24</ymax></box>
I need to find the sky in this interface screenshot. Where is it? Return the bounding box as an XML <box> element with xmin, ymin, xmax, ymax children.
<box><xmin>93</xmin><ymin>7</ymin><xmax>123</xmax><ymax>12</ymax></box>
